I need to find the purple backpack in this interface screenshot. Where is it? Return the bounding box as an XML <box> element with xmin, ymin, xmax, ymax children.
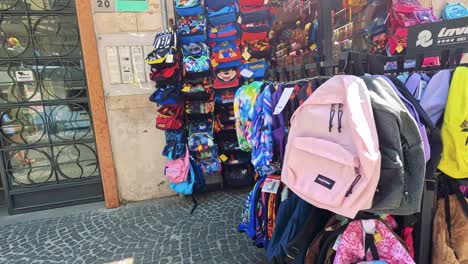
<box><xmin>271</xmin><ymin>84</ymin><xmax>287</xmax><ymax>162</ymax></box>
<box><xmin>380</xmin><ymin>76</ymin><xmax>430</xmax><ymax>162</ymax></box>
<box><xmin>404</xmin><ymin>71</ymin><xmax>451</xmax><ymax>125</ymax></box>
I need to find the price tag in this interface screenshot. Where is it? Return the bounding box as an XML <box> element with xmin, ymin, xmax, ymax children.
<box><xmin>242</xmin><ymin>50</ymin><xmax>251</xmax><ymax>61</ymax></box>
<box><xmin>374</xmin><ymin>231</ymin><xmax>382</xmax><ymax>243</ymax></box>
<box><xmin>333</xmin><ymin>235</ymin><xmax>342</xmax><ymax>251</ymax></box>
<box><xmin>262</xmin><ymin>178</ymin><xmax>280</xmax><ymax>194</ymax></box>
<box><xmin>211</xmin><ymin>59</ymin><xmax>219</xmax><ymax>68</ymax></box>
<box><xmin>273</xmin><ymin>87</ymin><xmax>294</xmax><ymax>115</ymax></box>
<box><xmin>240</xmin><ymin>68</ymin><xmax>254</xmax><ymax>78</ymax></box>
<box><xmin>181</xmin><ymin>85</ymin><xmax>190</xmax><ymax>92</ymax></box>
<box><xmin>219</xmin><ymin>154</ymin><xmax>228</xmax><ymax>162</ymax></box>
<box><xmin>211</xmin><ymin>27</ymin><xmax>218</xmax><ymax>33</ymax></box>
<box><xmin>93</xmin><ymin>0</ymin><xmax>115</xmax><ymax>12</ymax></box>
<box><xmin>396</xmin><ymin>44</ymin><xmax>404</xmax><ymax>54</ymax></box>
<box><xmin>238</xmin><ymin>16</ymin><xmax>243</xmax><ymax>24</ymax></box>
<box><xmin>165</xmin><ymin>54</ymin><xmax>174</xmax><ymax>63</ymax></box>
<box><xmin>309</xmin><ymin>43</ymin><xmax>317</xmax><ymax>51</ymax></box>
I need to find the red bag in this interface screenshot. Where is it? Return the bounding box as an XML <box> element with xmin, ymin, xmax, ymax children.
<box><xmin>156</xmin><ymin>104</ymin><xmax>184</xmax><ymax>130</ymax></box>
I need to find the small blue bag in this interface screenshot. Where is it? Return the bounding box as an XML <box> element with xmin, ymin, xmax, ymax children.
<box><xmin>170</xmin><ymin>161</ymin><xmax>194</xmax><ymax>195</ymax></box>
<box><xmin>206</xmin><ymin>0</ymin><xmax>235</xmax><ymax>10</ymax></box>
<box><xmin>240</xmin><ymin>59</ymin><xmax>268</xmax><ymax>80</ymax></box>
<box><xmin>175</xmin><ymin>0</ymin><xmax>203</xmax><ymax>16</ymax></box>
<box><xmin>442</xmin><ymin>2</ymin><xmax>468</xmax><ymax>20</ymax></box>
<box><xmin>207</xmin><ymin>4</ymin><xmax>238</xmax><ymax>26</ymax></box>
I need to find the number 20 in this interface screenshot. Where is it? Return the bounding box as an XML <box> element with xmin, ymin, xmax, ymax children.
<box><xmin>97</xmin><ymin>0</ymin><xmax>111</xmax><ymax>8</ymax></box>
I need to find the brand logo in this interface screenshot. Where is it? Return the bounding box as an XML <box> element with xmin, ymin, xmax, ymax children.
<box><xmin>416</xmin><ymin>30</ymin><xmax>433</xmax><ymax>47</ymax></box>
<box><xmin>314</xmin><ymin>174</ymin><xmax>335</xmax><ymax>190</ymax></box>
<box><xmin>461</xmin><ymin>120</ymin><xmax>468</xmax><ymax>132</ymax></box>
<box><xmin>438</xmin><ymin>26</ymin><xmax>468</xmax><ymax>38</ymax></box>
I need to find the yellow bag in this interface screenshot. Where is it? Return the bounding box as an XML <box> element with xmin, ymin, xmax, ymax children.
<box><xmin>438</xmin><ymin>67</ymin><xmax>468</xmax><ymax>179</ymax></box>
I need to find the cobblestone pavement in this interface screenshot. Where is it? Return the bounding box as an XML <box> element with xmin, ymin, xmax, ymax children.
<box><xmin>0</xmin><ymin>190</ymin><xmax>266</xmax><ymax>264</ymax></box>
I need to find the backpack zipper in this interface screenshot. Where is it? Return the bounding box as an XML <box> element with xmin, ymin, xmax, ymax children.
<box><xmin>337</xmin><ymin>103</ymin><xmax>344</xmax><ymax>133</ymax></box>
<box><xmin>345</xmin><ymin>173</ymin><xmax>361</xmax><ymax>197</ymax></box>
<box><xmin>329</xmin><ymin>104</ymin><xmax>337</xmax><ymax>132</ymax></box>
<box><xmin>401</xmin><ymin>137</ymin><xmax>410</xmax><ymax>200</ymax></box>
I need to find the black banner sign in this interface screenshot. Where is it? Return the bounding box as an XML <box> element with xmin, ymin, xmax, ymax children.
<box><xmin>407</xmin><ymin>17</ymin><xmax>468</xmax><ymax>56</ymax></box>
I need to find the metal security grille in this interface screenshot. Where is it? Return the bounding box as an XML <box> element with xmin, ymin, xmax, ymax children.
<box><xmin>0</xmin><ymin>0</ymin><xmax>103</xmax><ymax>214</ymax></box>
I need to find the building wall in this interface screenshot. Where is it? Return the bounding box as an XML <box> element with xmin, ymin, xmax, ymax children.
<box><xmin>92</xmin><ymin>0</ymin><xmax>176</xmax><ymax>202</ymax></box>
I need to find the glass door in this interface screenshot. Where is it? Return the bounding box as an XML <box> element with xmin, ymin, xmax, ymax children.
<box><xmin>0</xmin><ymin>0</ymin><xmax>103</xmax><ymax>214</ymax></box>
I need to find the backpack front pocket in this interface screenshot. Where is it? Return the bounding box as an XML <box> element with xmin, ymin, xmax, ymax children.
<box><xmin>286</xmin><ymin>137</ymin><xmax>360</xmax><ymax>208</ymax></box>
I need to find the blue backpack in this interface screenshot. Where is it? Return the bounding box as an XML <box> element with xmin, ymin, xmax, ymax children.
<box><xmin>175</xmin><ymin>0</ymin><xmax>203</xmax><ymax>16</ymax></box>
<box><xmin>207</xmin><ymin>4</ymin><xmax>239</xmax><ymax>26</ymax></box>
<box><xmin>162</xmin><ymin>129</ymin><xmax>187</xmax><ymax>159</ymax></box>
<box><xmin>170</xmin><ymin>156</ymin><xmax>206</xmax><ymax>214</ymax></box>
<box><xmin>206</xmin><ymin>0</ymin><xmax>235</xmax><ymax>10</ymax></box>
<box><xmin>149</xmin><ymin>84</ymin><xmax>181</xmax><ymax>106</ymax></box>
<box><xmin>238</xmin><ymin>177</ymin><xmax>266</xmax><ymax>238</ymax></box>
<box><xmin>240</xmin><ymin>59</ymin><xmax>268</xmax><ymax>80</ymax></box>
<box><xmin>442</xmin><ymin>2</ymin><xmax>468</xmax><ymax>20</ymax></box>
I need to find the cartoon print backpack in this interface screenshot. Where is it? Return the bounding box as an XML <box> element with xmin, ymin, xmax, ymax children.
<box><xmin>175</xmin><ymin>0</ymin><xmax>203</xmax><ymax>16</ymax></box>
<box><xmin>240</xmin><ymin>59</ymin><xmax>268</xmax><ymax>80</ymax></box>
<box><xmin>213</xmin><ymin>66</ymin><xmax>240</xmax><ymax>89</ymax></box>
<box><xmin>177</xmin><ymin>15</ymin><xmax>206</xmax><ymax>44</ymax></box>
<box><xmin>442</xmin><ymin>2</ymin><xmax>468</xmax><ymax>20</ymax></box>
<box><xmin>438</xmin><ymin>66</ymin><xmax>468</xmax><ymax>179</ymax></box>
<box><xmin>281</xmin><ymin>75</ymin><xmax>381</xmax><ymax>218</ymax></box>
<box><xmin>162</xmin><ymin>129</ymin><xmax>187</xmax><ymax>159</ymax></box>
<box><xmin>333</xmin><ymin>219</ymin><xmax>415</xmax><ymax>264</ymax></box>
<box><xmin>210</xmin><ymin>41</ymin><xmax>242</xmax><ymax>68</ymax></box>
<box><xmin>182</xmin><ymin>42</ymin><xmax>211</xmax><ymax>78</ymax></box>
<box><xmin>208</xmin><ymin>23</ymin><xmax>240</xmax><ymax>43</ymax></box>
<box><xmin>146</xmin><ymin>29</ymin><xmax>178</xmax><ymax>69</ymax></box>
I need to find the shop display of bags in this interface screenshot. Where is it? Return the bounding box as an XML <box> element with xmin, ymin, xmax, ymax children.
<box><xmin>442</xmin><ymin>2</ymin><xmax>468</xmax><ymax>20</ymax></box>
<box><xmin>143</xmin><ymin>2</ymin><xmax>468</xmax><ymax>263</ymax></box>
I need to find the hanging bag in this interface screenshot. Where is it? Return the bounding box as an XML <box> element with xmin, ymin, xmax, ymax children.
<box><xmin>207</xmin><ymin>4</ymin><xmax>239</xmax><ymax>26</ymax></box>
<box><xmin>156</xmin><ymin>104</ymin><xmax>184</xmax><ymax>130</ymax></box>
<box><xmin>165</xmin><ymin>145</ymin><xmax>190</xmax><ymax>184</ymax></box>
<box><xmin>208</xmin><ymin>23</ymin><xmax>240</xmax><ymax>43</ymax></box>
<box><xmin>175</xmin><ymin>0</ymin><xmax>203</xmax><ymax>16</ymax></box>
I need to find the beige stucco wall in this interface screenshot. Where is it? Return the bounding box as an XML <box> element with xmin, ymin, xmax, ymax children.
<box><xmin>92</xmin><ymin>0</ymin><xmax>176</xmax><ymax>202</ymax></box>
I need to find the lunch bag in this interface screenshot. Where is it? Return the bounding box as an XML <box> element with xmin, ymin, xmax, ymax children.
<box><xmin>211</xmin><ymin>41</ymin><xmax>242</xmax><ymax>68</ymax></box>
<box><xmin>208</xmin><ymin>23</ymin><xmax>240</xmax><ymax>43</ymax></box>
<box><xmin>213</xmin><ymin>66</ymin><xmax>240</xmax><ymax>89</ymax></box>
<box><xmin>207</xmin><ymin>4</ymin><xmax>239</xmax><ymax>26</ymax></box>
<box><xmin>156</xmin><ymin>104</ymin><xmax>184</xmax><ymax>130</ymax></box>
<box><xmin>177</xmin><ymin>14</ymin><xmax>206</xmax><ymax>44</ymax></box>
<box><xmin>175</xmin><ymin>0</ymin><xmax>203</xmax><ymax>16</ymax></box>
<box><xmin>442</xmin><ymin>2</ymin><xmax>468</xmax><ymax>20</ymax></box>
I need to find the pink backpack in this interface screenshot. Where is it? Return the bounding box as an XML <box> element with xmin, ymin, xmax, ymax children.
<box><xmin>281</xmin><ymin>75</ymin><xmax>381</xmax><ymax>218</ymax></box>
<box><xmin>334</xmin><ymin>219</ymin><xmax>415</xmax><ymax>264</ymax></box>
<box><xmin>165</xmin><ymin>145</ymin><xmax>190</xmax><ymax>184</ymax></box>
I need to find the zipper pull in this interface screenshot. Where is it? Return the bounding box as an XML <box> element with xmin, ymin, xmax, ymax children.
<box><xmin>345</xmin><ymin>174</ymin><xmax>361</xmax><ymax>197</ymax></box>
<box><xmin>337</xmin><ymin>103</ymin><xmax>344</xmax><ymax>133</ymax></box>
<box><xmin>329</xmin><ymin>104</ymin><xmax>336</xmax><ymax>132</ymax></box>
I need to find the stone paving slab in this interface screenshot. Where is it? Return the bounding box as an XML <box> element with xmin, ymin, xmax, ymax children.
<box><xmin>0</xmin><ymin>190</ymin><xmax>266</xmax><ymax>264</ymax></box>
